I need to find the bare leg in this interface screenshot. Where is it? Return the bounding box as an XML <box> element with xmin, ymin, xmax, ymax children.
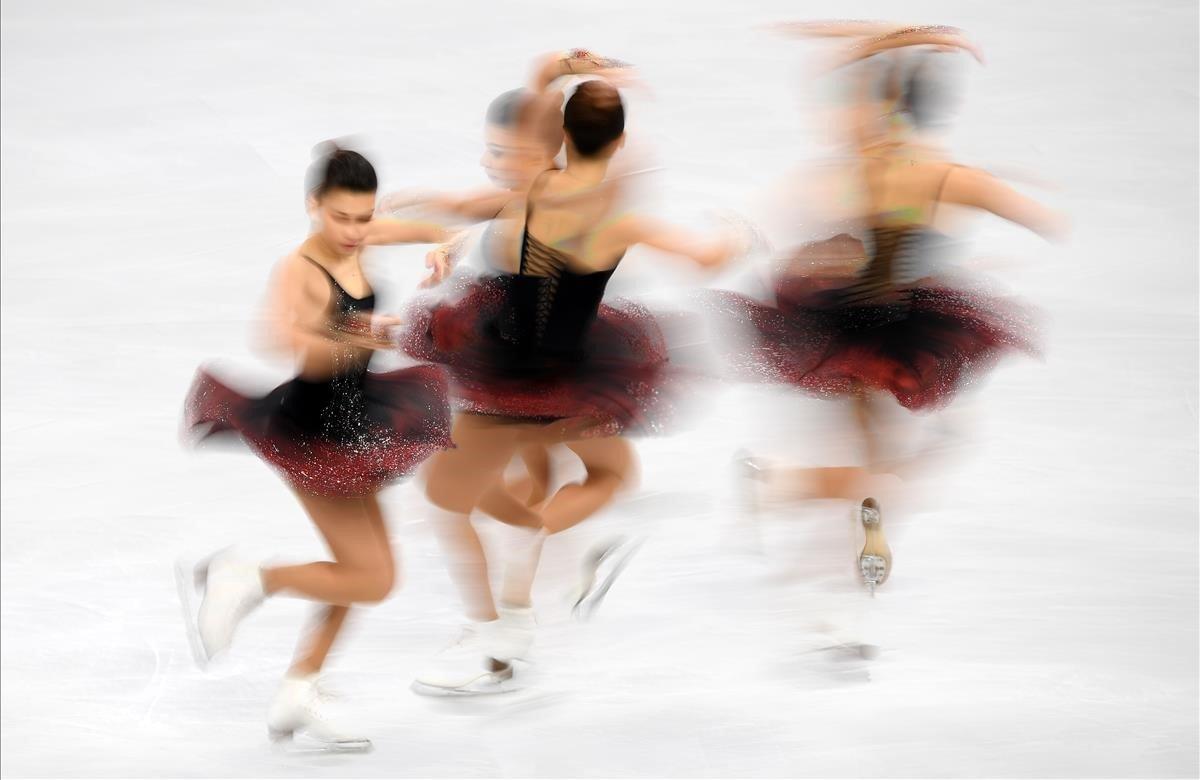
<box><xmin>491</xmin><ymin>436</ymin><xmax>635</xmax><ymax>609</ymax></box>
<box><xmin>539</xmin><ymin>437</ymin><xmax>636</xmax><ymax>535</ymax></box>
<box><xmin>261</xmin><ymin>492</ymin><xmax>395</xmax><ymax>606</ymax></box>
<box><xmin>423</xmin><ymin>414</ymin><xmax>526</xmax><ymax>620</ymax></box>
<box><xmin>290</xmin><ymin>605</ymin><xmax>349</xmax><ymax>677</ymax></box>
<box><xmin>499</xmin><ymin>530</ymin><xmax>546</xmax><ymax>609</ymax></box>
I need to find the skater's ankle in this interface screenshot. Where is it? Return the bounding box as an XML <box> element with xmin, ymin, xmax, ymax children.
<box><xmin>285</xmin><ymin>662</ymin><xmax>321</xmax><ymax>680</ymax></box>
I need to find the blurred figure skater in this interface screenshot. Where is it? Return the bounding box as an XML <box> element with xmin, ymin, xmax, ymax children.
<box><xmin>725</xmin><ymin>24</ymin><xmax>1065</xmax><ymax>596</ymax></box>
<box><xmin>401</xmin><ymin>64</ymin><xmax>744</xmax><ymax>695</ymax></box>
<box><xmin>178</xmin><ymin>146</ymin><xmax>452</xmax><ymax>749</ymax></box>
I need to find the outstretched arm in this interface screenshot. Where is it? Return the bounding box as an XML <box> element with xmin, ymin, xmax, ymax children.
<box><xmin>940</xmin><ymin>167</ymin><xmax>1068</xmax><ymax>241</ymax></box>
<box><xmin>363</xmin><ymin>217</ymin><xmax>449</xmax><ymax>247</ymax></box>
<box><xmin>615</xmin><ymin>214</ymin><xmax>742</xmax><ymax>270</ymax></box>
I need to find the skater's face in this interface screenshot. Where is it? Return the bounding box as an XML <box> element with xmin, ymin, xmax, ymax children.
<box><xmin>481</xmin><ymin>124</ymin><xmax>548</xmax><ymax>191</ymax></box>
<box><xmin>313</xmin><ymin>188</ymin><xmax>376</xmax><ymax>256</ymax></box>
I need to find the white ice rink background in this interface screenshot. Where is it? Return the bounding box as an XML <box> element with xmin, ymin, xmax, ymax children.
<box><xmin>2</xmin><ymin>1</ymin><xmax>1197</xmax><ymax>776</ymax></box>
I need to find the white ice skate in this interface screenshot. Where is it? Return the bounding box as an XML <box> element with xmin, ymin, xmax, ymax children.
<box><xmin>572</xmin><ymin>536</ymin><xmax>644</xmax><ymax>621</ymax></box>
<box><xmin>410</xmin><ymin>620</ymin><xmax>522</xmax><ymax>697</ymax></box>
<box><xmin>266</xmin><ymin>673</ymin><xmax>371</xmax><ymax>753</ymax></box>
<box><xmin>496</xmin><ymin>604</ymin><xmax>537</xmax><ymax>661</ymax></box>
<box><xmin>856</xmin><ymin>498</ymin><xmax>891</xmax><ymax>596</ymax></box>
<box><xmin>175</xmin><ymin>547</ymin><xmax>265</xmax><ymax>666</ymax></box>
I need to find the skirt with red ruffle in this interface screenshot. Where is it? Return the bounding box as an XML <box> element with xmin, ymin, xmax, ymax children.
<box><xmin>185</xmin><ymin>364</ymin><xmax>452</xmax><ymax>497</ymax></box>
<box><xmin>709</xmin><ymin>273</ymin><xmax>1038</xmax><ymax>411</ymax></box>
<box><xmin>399</xmin><ymin>275</ymin><xmax>678</xmax><ymax>437</ymax></box>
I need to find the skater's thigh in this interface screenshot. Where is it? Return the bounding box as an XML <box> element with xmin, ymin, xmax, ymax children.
<box><xmin>296</xmin><ymin>492</ymin><xmax>393</xmax><ymax>576</ymax></box>
<box><xmin>425</xmin><ymin>413</ymin><xmax>524</xmax><ymax>512</ymax></box>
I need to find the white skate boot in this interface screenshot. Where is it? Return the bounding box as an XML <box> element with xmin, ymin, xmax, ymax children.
<box><xmin>856</xmin><ymin>498</ymin><xmax>891</xmax><ymax>596</ymax></box>
<box><xmin>572</xmin><ymin>536</ymin><xmax>644</xmax><ymax>621</ymax></box>
<box><xmin>496</xmin><ymin>603</ymin><xmax>537</xmax><ymax>660</ymax></box>
<box><xmin>175</xmin><ymin>548</ymin><xmax>265</xmax><ymax>666</ymax></box>
<box><xmin>266</xmin><ymin>673</ymin><xmax>372</xmax><ymax>752</ymax></box>
<box><xmin>410</xmin><ymin>619</ymin><xmax>523</xmax><ymax>696</ymax></box>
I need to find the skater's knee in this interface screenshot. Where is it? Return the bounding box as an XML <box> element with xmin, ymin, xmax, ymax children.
<box><xmin>585</xmin><ymin>442</ymin><xmax>637</xmax><ymax>488</ymax></box>
<box><xmin>355</xmin><ymin>566</ymin><xmax>395</xmax><ymax>604</ymax></box>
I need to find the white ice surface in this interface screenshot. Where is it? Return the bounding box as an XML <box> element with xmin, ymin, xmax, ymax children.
<box><xmin>2</xmin><ymin>0</ymin><xmax>1197</xmax><ymax>777</ymax></box>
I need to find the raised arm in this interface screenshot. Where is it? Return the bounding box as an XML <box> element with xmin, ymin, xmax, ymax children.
<box><xmin>528</xmin><ymin>49</ymin><xmax>635</xmax><ymax>94</ymax></box>
<box><xmin>939</xmin><ymin>166</ymin><xmax>1068</xmax><ymax>241</ymax></box>
<box><xmin>831</xmin><ymin>25</ymin><xmax>984</xmax><ymax>69</ymax></box>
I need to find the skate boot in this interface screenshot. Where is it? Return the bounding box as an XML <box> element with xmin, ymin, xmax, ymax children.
<box><xmin>856</xmin><ymin>498</ymin><xmax>891</xmax><ymax>596</ymax></box>
<box><xmin>266</xmin><ymin>673</ymin><xmax>371</xmax><ymax>752</ymax></box>
<box><xmin>410</xmin><ymin>620</ymin><xmax>519</xmax><ymax>696</ymax></box>
<box><xmin>175</xmin><ymin>547</ymin><xmax>265</xmax><ymax>666</ymax></box>
<box><xmin>572</xmin><ymin>536</ymin><xmax>644</xmax><ymax>621</ymax></box>
<box><xmin>496</xmin><ymin>603</ymin><xmax>537</xmax><ymax>661</ymax></box>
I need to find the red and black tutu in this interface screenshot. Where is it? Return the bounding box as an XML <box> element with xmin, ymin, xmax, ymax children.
<box><xmin>710</xmin><ymin>271</ymin><xmax>1038</xmax><ymax>411</ymax></box>
<box><xmin>185</xmin><ymin>364</ymin><xmax>452</xmax><ymax>497</ymax></box>
<box><xmin>398</xmin><ymin>274</ymin><xmax>678</xmax><ymax>437</ymax></box>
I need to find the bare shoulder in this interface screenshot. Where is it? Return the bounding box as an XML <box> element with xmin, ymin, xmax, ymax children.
<box><xmin>273</xmin><ymin>248</ymin><xmax>330</xmax><ymax>302</ymax></box>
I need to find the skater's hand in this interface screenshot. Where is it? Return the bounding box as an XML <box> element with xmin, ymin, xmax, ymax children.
<box><xmin>420</xmin><ymin>244</ymin><xmax>453</xmax><ymax>289</ymax></box>
<box><xmin>532</xmin><ymin>49</ymin><xmax>639</xmax><ymax>91</ymax></box>
<box><xmin>333</xmin><ymin>314</ymin><xmax>400</xmax><ymax>351</ymax></box>
<box><xmin>420</xmin><ymin>229</ymin><xmax>471</xmax><ymax>288</ymax></box>
<box><xmin>372</xmin><ymin>314</ymin><xmax>405</xmax><ymax>334</ymax></box>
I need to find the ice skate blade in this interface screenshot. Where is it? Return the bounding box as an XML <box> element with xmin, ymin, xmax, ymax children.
<box><xmin>173</xmin><ymin>557</ymin><xmax>210</xmax><ymax>669</ymax></box>
<box><xmin>268</xmin><ymin>728</ymin><xmax>373</xmax><ymax>754</ymax></box>
<box><xmin>572</xmin><ymin>538</ymin><xmax>643</xmax><ymax>621</ymax></box>
<box><xmin>857</xmin><ymin>498</ymin><xmax>891</xmax><ymax>590</ymax></box>
<box><xmin>805</xmin><ymin>642</ymin><xmax>881</xmax><ymax>662</ymax></box>
<box><xmin>410</xmin><ymin>674</ymin><xmax>519</xmax><ymax>698</ymax></box>
<box><xmin>411</xmin><ymin>660</ymin><xmax>518</xmax><ymax>698</ymax></box>
<box><xmin>860</xmin><ymin>554</ymin><xmax>887</xmax><ymax>594</ymax></box>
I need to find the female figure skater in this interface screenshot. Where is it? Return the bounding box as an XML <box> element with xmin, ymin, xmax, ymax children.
<box><xmin>380</xmin><ymin>50</ymin><xmax>633</xmax><ymax>520</ymax></box>
<box><xmin>727</xmin><ymin>25</ymin><xmax>1065</xmax><ymax>592</ymax></box>
<box><xmin>402</xmin><ymin>75</ymin><xmax>743</xmax><ymax>695</ymax></box>
<box><xmin>178</xmin><ymin>146</ymin><xmax>452</xmax><ymax>749</ymax></box>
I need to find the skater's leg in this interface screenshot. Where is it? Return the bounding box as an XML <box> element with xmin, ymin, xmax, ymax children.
<box><xmin>539</xmin><ymin>436</ymin><xmax>636</xmax><ymax>535</ymax></box>
<box><xmin>423</xmin><ymin>413</ymin><xmax>527</xmax><ymax>619</ymax></box>
<box><xmin>287</xmin><ymin>496</ymin><xmax>394</xmax><ymax>676</ymax></box>
<box><xmin>261</xmin><ymin>493</ymin><xmax>395</xmax><ymax>606</ymax></box>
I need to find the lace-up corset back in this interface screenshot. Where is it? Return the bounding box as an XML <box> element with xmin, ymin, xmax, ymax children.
<box><xmin>510</xmin><ymin>174</ymin><xmax>619</xmax><ymax>357</ymax></box>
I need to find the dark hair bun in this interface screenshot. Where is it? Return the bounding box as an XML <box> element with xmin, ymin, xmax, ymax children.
<box><xmin>563</xmin><ymin>80</ymin><xmax>624</xmax><ymax>157</ymax></box>
<box><xmin>305</xmin><ymin>142</ymin><xmax>377</xmax><ymax>198</ymax></box>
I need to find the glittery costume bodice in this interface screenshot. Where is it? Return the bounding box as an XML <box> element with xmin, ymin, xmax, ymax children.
<box><xmin>278</xmin><ymin>256</ymin><xmax>378</xmax><ymax>441</ymax></box>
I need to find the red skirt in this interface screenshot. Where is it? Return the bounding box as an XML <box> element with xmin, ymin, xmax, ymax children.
<box><xmin>399</xmin><ymin>275</ymin><xmax>679</xmax><ymax>437</ymax></box>
<box><xmin>185</xmin><ymin>364</ymin><xmax>452</xmax><ymax>497</ymax></box>
<box><xmin>710</xmin><ymin>272</ymin><xmax>1039</xmax><ymax>411</ymax></box>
